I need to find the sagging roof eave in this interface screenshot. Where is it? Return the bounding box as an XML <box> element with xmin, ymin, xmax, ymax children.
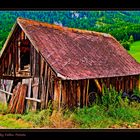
<box><xmin>57</xmin><ymin>72</ymin><xmax>140</xmax><ymax>81</ymax></box>
<box><xmin>0</xmin><ymin>22</ymin><xmax>18</xmax><ymax>59</ymax></box>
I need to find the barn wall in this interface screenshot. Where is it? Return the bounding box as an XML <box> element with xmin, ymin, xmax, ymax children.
<box><xmin>100</xmin><ymin>75</ymin><xmax>139</xmax><ymax>93</ymax></box>
<box><xmin>0</xmin><ymin>26</ymin><xmax>31</xmax><ymax>78</ymax></box>
<box><xmin>53</xmin><ymin>75</ymin><xmax>140</xmax><ymax>109</ymax></box>
<box><xmin>0</xmin><ymin>26</ymin><xmax>57</xmax><ymax>111</ymax></box>
<box><xmin>53</xmin><ymin>79</ymin><xmax>89</xmax><ymax>109</ymax></box>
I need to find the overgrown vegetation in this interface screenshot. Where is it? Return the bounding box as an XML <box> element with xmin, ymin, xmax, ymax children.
<box><xmin>1</xmin><ymin>86</ymin><xmax>140</xmax><ymax>128</ymax></box>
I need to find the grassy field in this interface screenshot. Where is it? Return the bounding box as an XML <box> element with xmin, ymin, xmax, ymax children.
<box><xmin>128</xmin><ymin>40</ymin><xmax>140</xmax><ymax>63</ymax></box>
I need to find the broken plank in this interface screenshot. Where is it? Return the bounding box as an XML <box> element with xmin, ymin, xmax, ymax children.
<box><xmin>0</xmin><ymin>80</ymin><xmax>7</xmax><ymax>104</ymax></box>
<box><xmin>31</xmin><ymin>77</ymin><xmax>39</xmax><ymax>111</ymax></box>
<box><xmin>22</xmin><ymin>78</ymin><xmax>32</xmax><ymax>110</ymax></box>
<box><xmin>0</xmin><ymin>89</ymin><xmax>41</xmax><ymax>102</ymax></box>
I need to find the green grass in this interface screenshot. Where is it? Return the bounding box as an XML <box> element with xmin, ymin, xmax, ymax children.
<box><xmin>128</xmin><ymin>40</ymin><xmax>140</xmax><ymax>63</ymax></box>
<box><xmin>1</xmin><ymin>87</ymin><xmax>140</xmax><ymax>128</ymax></box>
<box><xmin>0</xmin><ymin>115</ymin><xmax>33</xmax><ymax>128</ymax></box>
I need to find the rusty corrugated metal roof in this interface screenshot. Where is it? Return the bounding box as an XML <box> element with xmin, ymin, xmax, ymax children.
<box><xmin>16</xmin><ymin>17</ymin><xmax>140</xmax><ymax>80</ymax></box>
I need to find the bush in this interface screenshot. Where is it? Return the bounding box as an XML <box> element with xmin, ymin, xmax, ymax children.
<box><xmin>101</xmin><ymin>85</ymin><xmax>124</xmax><ymax>109</ymax></box>
<box><xmin>121</xmin><ymin>41</ymin><xmax>131</xmax><ymax>50</ymax></box>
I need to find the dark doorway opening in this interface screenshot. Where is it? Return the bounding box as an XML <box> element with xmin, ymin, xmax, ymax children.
<box><xmin>20</xmin><ymin>39</ymin><xmax>30</xmax><ymax>70</ymax></box>
<box><xmin>88</xmin><ymin>79</ymin><xmax>98</xmax><ymax>105</ymax></box>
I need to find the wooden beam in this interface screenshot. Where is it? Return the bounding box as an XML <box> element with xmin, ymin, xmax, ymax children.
<box><xmin>41</xmin><ymin>77</ymin><xmax>46</xmax><ymax>109</ymax></box>
<box><xmin>32</xmin><ymin>77</ymin><xmax>39</xmax><ymax>111</ymax></box>
<box><xmin>45</xmin><ymin>66</ymin><xmax>50</xmax><ymax>108</ymax></box>
<box><xmin>54</xmin><ymin>79</ymin><xmax>61</xmax><ymax>109</ymax></box>
<box><xmin>62</xmin><ymin>81</ymin><xmax>67</xmax><ymax>107</ymax></box>
<box><xmin>0</xmin><ymin>75</ymin><xmax>32</xmax><ymax>80</ymax></box>
<box><xmin>0</xmin><ymin>82</ymin><xmax>7</xmax><ymax>104</ymax></box>
<box><xmin>18</xmin><ymin>40</ymin><xmax>21</xmax><ymax>72</ymax></box>
<box><xmin>22</xmin><ymin>78</ymin><xmax>32</xmax><ymax>110</ymax></box>
<box><xmin>0</xmin><ymin>89</ymin><xmax>41</xmax><ymax>103</ymax></box>
<box><xmin>130</xmin><ymin>76</ymin><xmax>133</xmax><ymax>90</ymax></box>
<box><xmin>59</xmin><ymin>80</ymin><xmax>62</xmax><ymax>110</ymax></box>
<box><xmin>82</xmin><ymin>80</ymin><xmax>86</xmax><ymax>106</ymax></box>
<box><xmin>15</xmin><ymin>84</ymin><xmax>27</xmax><ymax>114</ymax></box>
<box><xmin>122</xmin><ymin>79</ymin><xmax>124</xmax><ymax>92</ymax></box>
<box><xmin>86</xmin><ymin>79</ymin><xmax>89</xmax><ymax>107</ymax></box>
<box><xmin>94</xmin><ymin>79</ymin><xmax>102</xmax><ymax>93</ymax></box>
<box><xmin>76</xmin><ymin>81</ymin><xmax>81</xmax><ymax>107</ymax></box>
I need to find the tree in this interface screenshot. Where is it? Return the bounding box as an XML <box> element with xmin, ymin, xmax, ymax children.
<box><xmin>128</xmin><ymin>35</ymin><xmax>134</xmax><ymax>43</ymax></box>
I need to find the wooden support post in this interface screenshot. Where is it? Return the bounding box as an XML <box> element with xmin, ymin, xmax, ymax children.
<box><xmin>62</xmin><ymin>81</ymin><xmax>67</xmax><ymax>107</ymax></box>
<box><xmin>32</xmin><ymin>77</ymin><xmax>39</xmax><ymax>111</ymax></box>
<box><xmin>125</xmin><ymin>78</ymin><xmax>129</xmax><ymax>93</ymax></box>
<box><xmin>94</xmin><ymin>79</ymin><xmax>102</xmax><ymax>93</ymax></box>
<box><xmin>82</xmin><ymin>80</ymin><xmax>86</xmax><ymax>107</ymax></box>
<box><xmin>40</xmin><ymin>78</ymin><xmax>46</xmax><ymax>109</ymax></box>
<box><xmin>86</xmin><ymin>79</ymin><xmax>89</xmax><ymax>107</ymax></box>
<box><xmin>21</xmin><ymin>30</ymin><xmax>25</xmax><ymax>40</ymax></box>
<box><xmin>70</xmin><ymin>80</ymin><xmax>75</xmax><ymax>107</ymax></box>
<box><xmin>59</xmin><ymin>80</ymin><xmax>62</xmax><ymax>110</ymax></box>
<box><xmin>13</xmin><ymin>42</ymin><xmax>16</xmax><ymax>77</ymax></box>
<box><xmin>118</xmin><ymin>79</ymin><xmax>121</xmax><ymax>91</ymax></box>
<box><xmin>22</xmin><ymin>78</ymin><xmax>32</xmax><ymax>110</ymax></box>
<box><xmin>130</xmin><ymin>76</ymin><xmax>133</xmax><ymax>90</ymax></box>
<box><xmin>33</xmin><ymin>48</ymin><xmax>36</xmax><ymax>77</ymax></box>
<box><xmin>54</xmin><ymin>79</ymin><xmax>61</xmax><ymax>110</ymax></box>
<box><xmin>40</xmin><ymin>58</ymin><xmax>46</xmax><ymax>109</ymax></box>
<box><xmin>122</xmin><ymin>79</ymin><xmax>124</xmax><ymax>92</ymax></box>
<box><xmin>15</xmin><ymin>84</ymin><xmax>27</xmax><ymax>114</ymax></box>
<box><xmin>18</xmin><ymin>41</ymin><xmax>21</xmax><ymax>72</ymax></box>
<box><xmin>76</xmin><ymin>81</ymin><xmax>81</xmax><ymax>107</ymax></box>
<box><xmin>45</xmin><ymin>67</ymin><xmax>50</xmax><ymax>108</ymax></box>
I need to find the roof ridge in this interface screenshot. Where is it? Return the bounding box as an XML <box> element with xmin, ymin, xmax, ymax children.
<box><xmin>17</xmin><ymin>17</ymin><xmax>112</xmax><ymax>38</ymax></box>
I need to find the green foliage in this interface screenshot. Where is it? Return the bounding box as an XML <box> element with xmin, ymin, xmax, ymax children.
<box><xmin>128</xmin><ymin>35</ymin><xmax>134</xmax><ymax>43</ymax></box>
<box><xmin>133</xmin><ymin>88</ymin><xmax>140</xmax><ymax>96</ymax></box>
<box><xmin>0</xmin><ymin>103</ymin><xmax>7</xmax><ymax>114</ymax></box>
<box><xmin>1</xmin><ymin>85</ymin><xmax>140</xmax><ymax>128</ymax></box>
<box><xmin>22</xmin><ymin>102</ymin><xmax>53</xmax><ymax>127</ymax></box>
<box><xmin>1</xmin><ymin>11</ymin><xmax>140</xmax><ymax>51</ymax></box>
<box><xmin>72</xmin><ymin>105</ymin><xmax>108</xmax><ymax>128</ymax></box>
<box><xmin>101</xmin><ymin>85</ymin><xmax>124</xmax><ymax>108</ymax></box>
<box><xmin>121</xmin><ymin>41</ymin><xmax>131</xmax><ymax>50</ymax></box>
<box><xmin>107</xmin><ymin>106</ymin><xmax>140</xmax><ymax>122</ymax></box>
<box><xmin>72</xmin><ymin>86</ymin><xmax>140</xmax><ymax>128</ymax></box>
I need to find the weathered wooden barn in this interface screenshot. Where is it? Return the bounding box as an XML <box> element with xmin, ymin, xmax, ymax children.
<box><xmin>0</xmin><ymin>17</ymin><xmax>140</xmax><ymax>113</ymax></box>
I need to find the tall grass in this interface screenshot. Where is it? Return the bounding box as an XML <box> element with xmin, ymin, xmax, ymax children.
<box><xmin>72</xmin><ymin>85</ymin><xmax>140</xmax><ymax>128</ymax></box>
<box><xmin>1</xmin><ymin>86</ymin><xmax>140</xmax><ymax>128</ymax></box>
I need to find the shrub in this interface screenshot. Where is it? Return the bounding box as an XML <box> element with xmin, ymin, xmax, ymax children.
<box><xmin>101</xmin><ymin>85</ymin><xmax>125</xmax><ymax>109</ymax></box>
<box><xmin>121</xmin><ymin>41</ymin><xmax>131</xmax><ymax>50</ymax></box>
